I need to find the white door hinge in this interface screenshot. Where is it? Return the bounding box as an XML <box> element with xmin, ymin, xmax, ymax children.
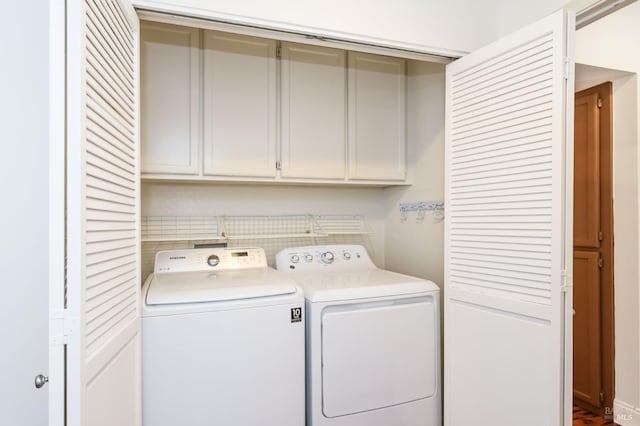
<box><xmin>563</xmin><ymin>56</ymin><xmax>571</xmax><ymax>81</ymax></box>
<box><xmin>276</xmin><ymin>45</ymin><xmax>282</xmax><ymax>58</ymax></box>
<box><xmin>50</xmin><ymin>310</ymin><xmax>80</xmax><ymax>345</ymax></box>
<box><xmin>275</xmin><ymin>160</ymin><xmax>281</xmax><ymax>170</ymax></box>
<box><xmin>560</xmin><ymin>269</ymin><xmax>573</xmax><ymax>293</ymax></box>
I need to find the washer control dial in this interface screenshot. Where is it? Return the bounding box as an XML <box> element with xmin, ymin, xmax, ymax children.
<box><xmin>207</xmin><ymin>254</ymin><xmax>220</xmax><ymax>267</ymax></box>
<box><xmin>304</xmin><ymin>254</ymin><xmax>314</xmax><ymax>263</ymax></box>
<box><xmin>320</xmin><ymin>251</ymin><xmax>335</xmax><ymax>264</ymax></box>
<box><xmin>290</xmin><ymin>254</ymin><xmax>300</xmax><ymax>264</ymax></box>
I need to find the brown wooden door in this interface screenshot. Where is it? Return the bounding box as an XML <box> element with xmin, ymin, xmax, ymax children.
<box><xmin>573</xmin><ymin>82</ymin><xmax>614</xmax><ymax>415</ymax></box>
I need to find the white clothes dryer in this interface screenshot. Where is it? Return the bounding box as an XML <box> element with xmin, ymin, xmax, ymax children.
<box><xmin>276</xmin><ymin>244</ymin><xmax>441</xmax><ymax>426</ymax></box>
<box><xmin>142</xmin><ymin>247</ymin><xmax>305</xmax><ymax>426</ymax></box>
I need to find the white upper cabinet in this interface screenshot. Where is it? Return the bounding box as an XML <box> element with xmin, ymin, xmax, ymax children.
<box><xmin>140</xmin><ymin>23</ymin><xmax>409</xmax><ymax>185</ymax></box>
<box><xmin>203</xmin><ymin>31</ymin><xmax>277</xmax><ymax>177</ymax></box>
<box><xmin>280</xmin><ymin>42</ymin><xmax>346</xmax><ymax>179</ymax></box>
<box><xmin>141</xmin><ymin>22</ymin><xmax>200</xmax><ymax>174</ymax></box>
<box><xmin>348</xmin><ymin>53</ymin><xmax>406</xmax><ymax>181</ymax></box>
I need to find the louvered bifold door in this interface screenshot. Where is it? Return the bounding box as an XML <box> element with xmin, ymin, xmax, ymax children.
<box><xmin>444</xmin><ymin>10</ymin><xmax>574</xmax><ymax>426</ymax></box>
<box><xmin>66</xmin><ymin>1</ymin><xmax>141</xmax><ymax>425</ymax></box>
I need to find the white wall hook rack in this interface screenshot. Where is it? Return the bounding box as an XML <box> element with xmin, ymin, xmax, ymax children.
<box><xmin>399</xmin><ymin>201</ymin><xmax>444</xmax><ymax>213</ymax></box>
<box><xmin>399</xmin><ymin>201</ymin><xmax>445</xmax><ymax>222</ymax></box>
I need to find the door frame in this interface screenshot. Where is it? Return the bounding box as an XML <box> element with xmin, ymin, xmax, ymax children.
<box><xmin>564</xmin><ymin>15</ymin><xmax>576</xmax><ymax>426</ymax></box>
<box><xmin>48</xmin><ymin>2</ymin><xmax>67</xmax><ymax>426</ymax></box>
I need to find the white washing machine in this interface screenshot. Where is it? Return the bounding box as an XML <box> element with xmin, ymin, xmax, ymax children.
<box><xmin>276</xmin><ymin>244</ymin><xmax>441</xmax><ymax>426</ymax></box>
<box><xmin>142</xmin><ymin>247</ymin><xmax>305</xmax><ymax>426</ymax></box>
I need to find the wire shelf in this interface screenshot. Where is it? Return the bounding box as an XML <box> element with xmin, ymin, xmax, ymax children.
<box><xmin>314</xmin><ymin>214</ymin><xmax>372</xmax><ymax>234</ymax></box>
<box><xmin>141</xmin><ymin>216</ymin><xmax>222</xmax><ymax>242</ymax></box>
<box><xmin>220</xmin><ymin>214</ymin><xmax>325</xmax><ymax>239</ymax></box>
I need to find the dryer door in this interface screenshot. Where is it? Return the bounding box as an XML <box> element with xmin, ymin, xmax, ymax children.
<box><xmin>321</xmin><ymin>296</ymin><xmax>437</xmax><ymax>417</ymax></box>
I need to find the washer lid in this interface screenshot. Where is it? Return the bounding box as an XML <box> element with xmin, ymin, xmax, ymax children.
<box><xmin>146</xmin><ymin>268</ymin><xmax>297</xmax><ymax>305</ymax></box>
<box><xmin>292</xmin><ymin>269</ymin><xmax>439</xmax><ymax>302</ymax></box>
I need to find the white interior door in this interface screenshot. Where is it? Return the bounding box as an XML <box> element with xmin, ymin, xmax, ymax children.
<box><xmin>66</xmin><ymin>1</ymin><xmax>141</xmax><ymax>425</ymax></box>
<box><xmin>444</xmin><ymin>10</ymin><xmax>574</xmax><ymax>426</ymax></box>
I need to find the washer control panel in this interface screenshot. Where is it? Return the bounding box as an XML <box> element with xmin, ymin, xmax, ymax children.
<box><xmin>275</xmin><ymin>245</ymin><xmax>374</xmax><ymax>272</ymax></box>
<box><xmin>155</xmin><ymin>247</ymin><xmax>267</xmax><ymax>273</ymax></box>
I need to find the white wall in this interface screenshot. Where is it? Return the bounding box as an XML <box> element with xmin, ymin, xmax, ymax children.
<box><xmin>134</xmin><ymin>0</ymin><xmax>509</xmax><ymax>56</ymax></box>
<box><xmin>382</xmin><ymin>61</ymin><xmax>446</xmax><ymax>367</ymax></box>
<box><xmin>610</xmin><ymin>74</ymin><xmax>640</xmax><ymax>425</ymax></box>
<box><xmin>575</xmin><ymin>3</ymin><xmax>640</xmax><ymax>423</ymax></box>
<box><xmin>496</xmin><ymin>0</ymin><xmax>567</xmax><ymax>38</ymax></box>
<box><xmin>0</xmin><ymin>2</ymin><xmax>50</xmax><ymax>425</ymax></box>
<box><xmin>384</xmin><ymin>61</ymin><xmax>445</xmax><ymax>286</ymax></box>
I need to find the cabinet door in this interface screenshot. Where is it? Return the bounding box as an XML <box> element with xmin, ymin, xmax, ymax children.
<box><xmin>141</xmin><ymin>22</ymin><xmax>200</xmax><ymax>174</ymax></box>
<box><xmin>203</xmin><ymin>31</ymin><xmax>277</xmax><ymax>177</ymax></box>
<box><xmin>281</xmin><ymin>43</ymin><xmax>346</xmax><ymax>179</ymax></box>
<box><xmin>348</xmin><ymin>53</ymin><xmax>406</xmax><ymax>181</ymax></box>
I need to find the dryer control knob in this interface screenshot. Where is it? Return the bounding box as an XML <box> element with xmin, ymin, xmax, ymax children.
<box><xmin>343</xmin><ymin>252</ymin><xmax>351</xmax><ymax>260</ymax></box>
<box><xmin>207</xmin><ymin>254</ymin><xmax>220</xmax><ymax>267</ymax></box>
<box><xmin>291</xmin><ymin>255</ymin><xmax>300</xmax><ymax>264</ymax></box>
<box><xmin>304</xmin><ymin>254</ymin><xmax>313</xmax><ymax>263</ymax></box>
<box><xmin>321</xmin><ymin>251</ymin><xmax>335</xmax><ymax>264</ymax></box>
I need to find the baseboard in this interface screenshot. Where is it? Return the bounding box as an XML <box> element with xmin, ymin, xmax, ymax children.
<box><xmin>614</xmin><ymin>400</ymin><xmax>640</xmax><ymax>426</ymax></box>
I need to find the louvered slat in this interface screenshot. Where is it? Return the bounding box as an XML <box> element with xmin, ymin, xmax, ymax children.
<box><xmin>87</xmin><ymin>62</ymin><xmax>135</xmax><ymax>121</ymax></box>
<box><xmin>85</xmin><ymin>40</ymin><xmax>134</xmax><ymax>99</ymax></box>
<box><xmin>86</xmin><ymin>123</ymin><xmax>134</xmax><ymax>161</ymax></box>
<box><xmin>97</xmin><ymin>0</ymin><xmax>134</xmax><ymax>52</ymax></box>
<box><xmin>450</xmin><ymin>34</ymin><xmax>553</xmax><ymax>92</ymax></box>
<box><xmin>86</xmin><ymin>262</ymin><xmax>136</xmax><ymax>294</ymax></box>
<box><xmin>86</xmin><ymin>243</ymin><xmax>136</xmax><ymax>264</ymax></box>
<box><xmin>453</xmin><ymin>71</ymin><xmax>554</xmax><ymax>116</ymax></box>
<box><xmin>86</xmin><ymin>163</ymin><xmax>134</xmax><ymax>190</ymax></box>
<box><xmin>86</xmin><ymin>1</ymin><xmax>134</xmax><ymax>76</ymax></box>
<box><xmin>86</xmin><ymin>7</ymin><xmax>134</xmax><ymax>78</ymax></box>
<box><xmin>84</xmin><ymin>184</ymin><xmax>135</xmax><ymax>207</ymax></box>
<box><xmin>86</xmin><ymin>75</ymin><xmax>134</xmax><ymax>129</ymax></box>
<box><xmin>85</xmin><ymin>302</ymin><xmax>136</xmax><ymax>349</ymax></box>
<box><xmin>86</xmin><ymin>178</ymin><xmax>135</xmax><ymax>203</ymax></box>
<box><xmin>86</xmin><ymin>137</ymin><xmax>135</xmax><ymax>171</ymax></box>
<box><xmin>451</xmin><ymin>251</ymin><xmax>551</xmax><ymax>267</ymax></box>
<box><xmin>85</xmin><ymin>268</ymin><xmax>137</xmax><ymax>300</ymax></box>
<box><xmin>82</xmin><ymin>0</ymin><xmax>137</xmax><ymax>357</ymax></box>
<box><xmin>451</xmin><ymin>137</ymin><xmax>551</xmax><ymax>164</ymax></box>
<box><xmin>85</xmin><ymin>228</ymin><xmax>136</xmax><ymax>243</ymax></box>
<box><xmin>87</xmin><ymin>97</ymin><xmax>134</xmax><ymax>141</ymax></box>
<box><xmin>447</xmin><ymin>27</ymin><xmax>558</xmax><ymax>305</ymax></box>
<box><xmin>86</xmin><ymin>251</ymin><xmax>137</xmax><ymax>277</ymax></box>
<box><xmin>86</xmin><ymin>60</ymin><xmax>135</xmax><ymax>119</ymax></box>
<box><xmin>86</xmin><ymin>287</ymin><xmax>136</xmax><ymax>324</ymax></box>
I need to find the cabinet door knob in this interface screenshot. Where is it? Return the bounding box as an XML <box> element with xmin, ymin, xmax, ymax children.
<box><xmin>34</xmin><ymin>374</ymin><xmax>49</xmax><ymax>389</ymax></box>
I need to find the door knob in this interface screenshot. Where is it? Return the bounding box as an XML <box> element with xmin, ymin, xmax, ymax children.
<box><xmin>34</xmin><ymin>374</ymin><xmax>49</xmax><ymax>389</ymax></box>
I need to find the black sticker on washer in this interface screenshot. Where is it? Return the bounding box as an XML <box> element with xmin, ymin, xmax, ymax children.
<box><xmin>290</xmin><ymin>307</ymin><xmax>302</xmax><ymax>323</ymax></box>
